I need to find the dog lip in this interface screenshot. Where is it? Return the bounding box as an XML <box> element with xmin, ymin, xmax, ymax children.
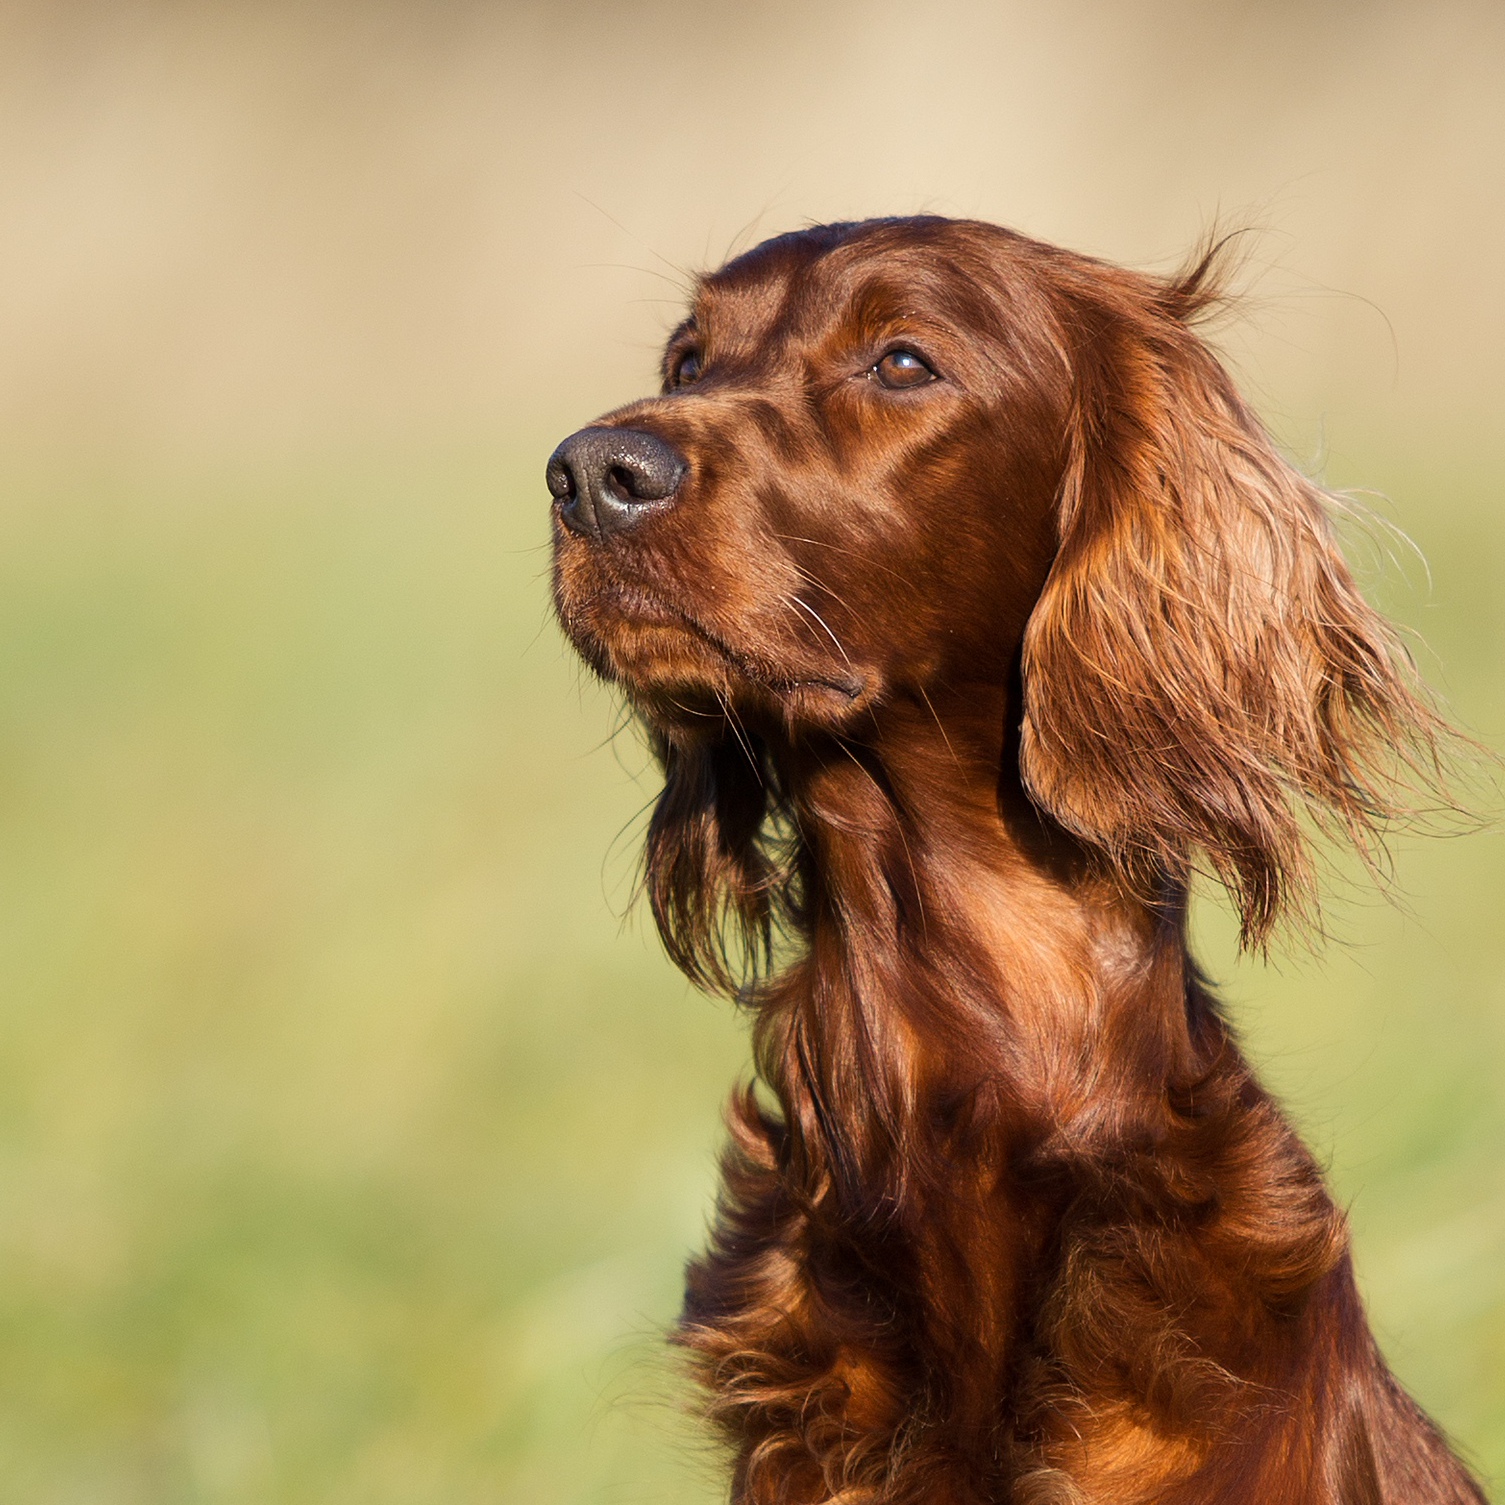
<box><xmin>585</xmin><ymin>566</ymin><xmax>866</xmax><ymax>703</ymax></box>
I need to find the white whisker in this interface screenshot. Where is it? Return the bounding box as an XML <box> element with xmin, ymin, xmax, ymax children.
<box><xmin>784</xmin><ymin>593</ymin><xmax>853</xmax><ymax>668</ymax></box>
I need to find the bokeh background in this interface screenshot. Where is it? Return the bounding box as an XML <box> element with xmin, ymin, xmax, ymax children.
<box><xmin>0</xmin><ymin>1</ymin><xmax>1501</xmax><ymax>1500</ymax></box>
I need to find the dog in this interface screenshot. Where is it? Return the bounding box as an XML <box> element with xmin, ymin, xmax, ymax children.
<box><xmin>547</xmin><ymin>216</ymin><xmax>1484</xmax><ymax>1505</ymax></box>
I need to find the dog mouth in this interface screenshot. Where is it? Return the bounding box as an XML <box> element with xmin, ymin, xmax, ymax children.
<box><xmin>560</xmin><ymin>560</ymin><xmax>866</xmax><ymax>707</ymax></box>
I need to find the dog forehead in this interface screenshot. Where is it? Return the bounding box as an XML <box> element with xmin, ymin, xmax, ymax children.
<box><xmin>677</xmin><ymin>231</ymin><xmax>1059</xmax><ymax>409</ymax></box>
<box><xmin>688</xmin><ymin>274</ymin><xmax>897</xmax><ymax>360</ymax></box>
<box><xmin>690</xmin><ymin>223</ymin><xmax>1022</xmax><ymax>360</ymax></box>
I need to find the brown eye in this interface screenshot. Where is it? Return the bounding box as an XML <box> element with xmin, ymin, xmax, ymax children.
<box><xmin>673</xmin><ymin>350</ymin><xmax>702</xmax><ymax>386</ymax></box>
<box><xmin>872</xmin><ymin>349</ymin><xmax>936</xmax><ymax>389</ymax></box>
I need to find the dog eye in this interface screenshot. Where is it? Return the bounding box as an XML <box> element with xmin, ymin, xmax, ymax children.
<box><xmin>872</xmin><ymin>350</ymin><xmax>936</xmax><ymax>389</ymax></box>
<box><xmin>673</xmin><ymin>350</ymin><xmax>703</xmax><ymax>387</ymax></box>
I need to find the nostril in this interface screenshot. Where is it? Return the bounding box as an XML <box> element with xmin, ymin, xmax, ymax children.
<box><xmin>605</xmin><ymin>464</ymin><xmax>638</xmax><ymax>501</ymax></box>
<box><xmin>608</xmin><ymin>439</ymin><xmax>686</xmax><ymax>505</ymax></box>
<box><xmin>545</xmin><ymin>457</ymin><xmax>577</xmax><ymax>503</ymax></box>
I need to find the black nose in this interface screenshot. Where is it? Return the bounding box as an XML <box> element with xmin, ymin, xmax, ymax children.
<box><xmin>546</xmin><ymin>426</ymin><xmax>687</xmax><ymax>539</ymax></box>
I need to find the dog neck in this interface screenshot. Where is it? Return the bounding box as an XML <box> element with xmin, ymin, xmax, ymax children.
<box><xmin>760</xmin><ymin>687</ymin><xmax>1204</xmax><ymax>1196</ymax></box>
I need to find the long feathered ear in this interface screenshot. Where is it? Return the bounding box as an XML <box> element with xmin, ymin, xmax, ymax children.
<box><xmin>1019</xmin><ymin>248</ymin><xmax>1455</xmax><ymax>947</ymax></box>
<box><xmin>642</xmin><ymin>724</ymin><xmax>793</xmax><ymax>994</ymax></box>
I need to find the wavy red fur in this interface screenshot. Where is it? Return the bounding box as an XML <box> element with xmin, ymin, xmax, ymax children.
<box><xmin>549</xmin><ymin>217</ymin><xmax>1481</xmax><ymax>1504</ymax></box>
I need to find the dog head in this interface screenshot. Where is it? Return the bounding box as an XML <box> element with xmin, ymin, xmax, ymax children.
<box><xmin>551</xmin><ymin>217</ymin><xmax>1450</xmax><ymax>983</ymax></box>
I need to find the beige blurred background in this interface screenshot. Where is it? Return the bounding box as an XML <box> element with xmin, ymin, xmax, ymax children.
<box><xmin>4</xmin><ymin>0</ymin><xmax>1503</xmax><ymax>456</ymax></box>
<box><xmin>0</xmin><ymin>3</ymin><xmax>1500</xmax><ymax>1502</ymax></box>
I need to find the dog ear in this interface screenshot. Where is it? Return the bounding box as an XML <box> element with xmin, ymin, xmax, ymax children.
<box><xmin>1018</xmin><ymin>250</ymin><xmax>1452</xmax><ymax>946</ymax></box>
<box><xmin>643</xmin><ymin>724</ymin><xmax>789</xmax><ymax>993</ymax></box>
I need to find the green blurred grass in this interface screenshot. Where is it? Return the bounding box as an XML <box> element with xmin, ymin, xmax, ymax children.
<box><xmin>0</xmin><ymin>443</ymin><xmax>1497</xmax><ymax>1502</ymax></box>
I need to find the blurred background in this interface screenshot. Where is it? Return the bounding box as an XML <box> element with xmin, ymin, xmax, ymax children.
<box><xmin>0</xmin><ymin>1</ymin><xmax>1500</xmax><ymax>1500</ymax></box>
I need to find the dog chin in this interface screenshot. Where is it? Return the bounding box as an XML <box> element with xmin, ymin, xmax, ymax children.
<box><xmin>599</xmin><ymin>626</ymin><xmax>873</xmax><ymax>735</ymax></box>
<box><xmin>557</xmin><ymin>573</ymin><xmax>873</xmax><ymax>730</ymax></box>
<box><xmin>605</xmin><ymin>628</ymin><xmax>740</xmax><ymax>707</ymax></box>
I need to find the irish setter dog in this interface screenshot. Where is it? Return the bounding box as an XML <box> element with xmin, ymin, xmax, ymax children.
<box><xmin>547</xmin><ymin>217</ymin><xmax>1484</xmax><ymax>1505</ymax></box>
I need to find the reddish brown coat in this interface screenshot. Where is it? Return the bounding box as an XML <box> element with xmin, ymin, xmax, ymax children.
<box><xmin>551</xmin><ymin>217</ymin><xmax>1483</xmax><ymax>1505</ymax></box>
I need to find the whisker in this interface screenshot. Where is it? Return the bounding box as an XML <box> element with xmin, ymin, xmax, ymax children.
<box><xmin>771</xmin><ymin>532</ymin><xmax>913</xmax><ymax>589</ymax></box>
<box><xmin>664</xmin><ymin>694</ymin><xmax>721</xmax><ymax>720</ymax></box>
<box><xmin>786</xmin><ymin>563</ymin><xmax>862</xmax><ymax>629</ymax></box>
<box><xmin>718</xmin><ymin>690</ymin><xmax>766</xmax><ymax>791</ymax></box>
<box><xmin>779</xmin><ymin>592</ymin><xmax>854</xmax><ymax>672</ymax></box>
<box><xmin>790</xmin><ymin>595</ymin><xmax>853</xmax><ymax>668</ymax></box>
<box><xmin>831</xmin><ymin>738</ymin><xmax>927</xmax><ymax>942</ymax></box>
<box><xmin>916</xmin><ymin>685</ymin><xmax>962</xmax><ymax>770</ymax></box>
